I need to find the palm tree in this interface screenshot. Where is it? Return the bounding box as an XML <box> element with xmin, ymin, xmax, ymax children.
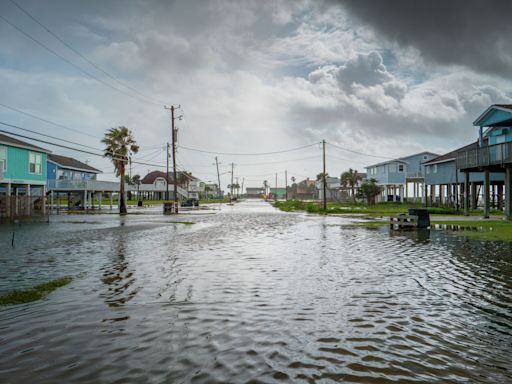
<box><xmin>102</xmin><ymin>126</ymin><xmax>139</xmax><ymax>214</ymax></box>
<box><xmin>341</xmin><ymin>168</ymin><xmax>362</xmax><ymax>203</ymax></box>
<box><xmin>316</xmin><ymin>172</ymin><xmax>328</xmax><ymax>181</ymax></box>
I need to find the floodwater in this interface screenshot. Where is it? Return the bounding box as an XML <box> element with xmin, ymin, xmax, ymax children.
<box><xmin>0</xmin><ymin>200</ymin><xmax>511</xmax><ymax>383</ymax></box>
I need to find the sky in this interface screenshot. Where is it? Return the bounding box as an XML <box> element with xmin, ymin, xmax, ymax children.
<box><xmin>1</xmin><ymin>0</ymin><xmax>511</xmax><ymax>189</ymax></box>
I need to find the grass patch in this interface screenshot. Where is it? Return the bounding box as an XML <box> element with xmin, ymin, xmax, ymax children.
<box><xmin>274</xmin><ymin>199</ymin><xmax>502</xmax><ymax>217</ymax></box>
<box><xmin>431</xmin><ymin>219</ymin><xmax>512</xmax><ymax>241</ymax></box>
<box><xmin>168</xmin><ymin>221</ymin><xmax>195</xmax><ymax>225</ymax></box>
<box><xmin>0</xmin><ymin>276</ymin><xmax>72</xmax><ymax>305</ymax></box>
<box><xmin>199</xmin><ymin>197</ymin><xmax>231</xmax><ymax>204</ymax></box>
<box><xmin>67</xmin><ymin>211</ymin><xmax>145</xmax><ymax>215</ymax></box>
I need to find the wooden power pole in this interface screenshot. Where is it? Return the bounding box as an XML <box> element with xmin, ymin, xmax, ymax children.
<box><xmin>166</xmin><ymin>142</ymin><xmax>170</xmax><ymax>200</ymax></box>
<box><xmin>215</xmin><ymin>156</ymin><xmax>221</xmax><ymax>198</ymax></box>
<box><xmin>164</xmin><ymin>105</ymin><xmax>182</xmax><ymax>213</ymax></box>
<box><xmin>323</xmin><ymin>139</ymin><xmax>327</xmax><ymax>211</ymax></box>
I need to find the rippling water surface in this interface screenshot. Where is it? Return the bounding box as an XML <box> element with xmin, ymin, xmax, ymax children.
<box><xmin>0</xmin><ymin>200</ymin><xmax>511</xmax><ymax>383</ymax></box>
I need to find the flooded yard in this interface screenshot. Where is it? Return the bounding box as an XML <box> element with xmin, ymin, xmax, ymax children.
<box><xmin>0</xmin><ymin>200</ymin><xmax>511</xmax><ymax>383</ymax></box>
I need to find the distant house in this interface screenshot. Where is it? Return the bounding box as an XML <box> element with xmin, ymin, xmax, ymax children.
<box><xmin>204</xmin><ymin>183</ymin><xmax>222</xmax><ymax>198</ymax></box>
<box><xmin>0</xmin><ymin>133</ymin><xmax>50</xmax><ymax>220</ymax></box>
<box><xmin>246</xmin><ymin>187</ymin><xmax>264</xmax><ymax>198</ymax></box>
<box><xmin>365</xmin><ymin>151</ymin><xmax>438</xmax><ymax>202</ymax></box>
<box><xmin>291</xmin><ymin>178</ymin><xmax>317</xmax><ymax>200</ymax></box>
<box><xmin>269</xmin><ymin>187</ymin><xmax>287</xmax><ymax>200</ymax></box>
<box><xmin>139</xmin><ymin>171</ymin><xmax>203</xmax><ymax>200</ymax></box>
<box><xmin>316</xmin><ymin>177</ymin><xmax>341</xmax><ymax>201</ymax></box>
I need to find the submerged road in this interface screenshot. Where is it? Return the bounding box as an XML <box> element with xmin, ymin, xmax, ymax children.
<box><xmin>0</xmin><ymin>200</ymin><xmax>511</xmax><ymax>383</ymax></box>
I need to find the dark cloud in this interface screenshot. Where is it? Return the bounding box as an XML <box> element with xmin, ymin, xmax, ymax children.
<box><xmin>334</xmin><ymin>0</ymin><xmax>512</xmax><ymax>77</ymax></box>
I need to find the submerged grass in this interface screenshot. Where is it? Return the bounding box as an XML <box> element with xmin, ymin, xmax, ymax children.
<box><xmin>431</xmin><ymin>219</ymin><xmax>512</xmax><ymax>241</ymax></box>
<box><xmin>0</xmin><ymin>276</ymin><xmax>72</xmax><ymax>305</ymax></box>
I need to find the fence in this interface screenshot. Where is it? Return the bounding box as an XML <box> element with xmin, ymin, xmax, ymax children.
<box><xmin>0</xmin><ymin>195</ymin><xmax>49</xmax><ymax>222</ymax></box>
<box><xmin>457</xmin><ymin>142</ymin><xmax>512</xmax><ymax>169</ymax></box>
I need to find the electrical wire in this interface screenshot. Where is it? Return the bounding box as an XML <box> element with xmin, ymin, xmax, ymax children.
<box><xmin>8</xmin><ymin>0</ymin><xmax>168</xmax><ymax>106</ymax></box>
<box><xmin>0</xmin><ymin>14</ymin><xmax>163</xmax><ymax>107</ymax></box>
<box><xmin>326</xmin><ymin>141</ymin><xmax>397</xmax><ymax>160</ymax></box>
<box><xmin>177</xmin><ymin>142</ymin><xmax>321</xmax><ymax>156</ymax></box>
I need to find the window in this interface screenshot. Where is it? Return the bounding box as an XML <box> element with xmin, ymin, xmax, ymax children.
<box><xmin>29</xmin><ymin>152</ymin><xmax>42</xmax><ymax>175</ymax></box>
<box><xmin>398</xmin><ymin>164</ymin><xmax>404</xmax><ymax>172</ymax></box>
<box><xmin>433</xmin><ymin>164</ymin><xmax>437</xmax><ymax>174</ymax></box>
<box><xmin>0</xmin><ymin>146</ymin><xmax>6</xmax><ymax>171</ymax></box>
<box><xmin>423</xmin><ymin>155</ymin><xmax>428</xmax><ymax>160</ymax></box>
<box><xmin>426</xmin><ymin>166</ymin><xmax>430</xmax><ymax>174</ymax></box>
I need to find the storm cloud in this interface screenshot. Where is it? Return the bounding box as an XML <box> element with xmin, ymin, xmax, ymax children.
<box><xmin>336</xmin><ymin>0</ymin><xmax>512</xmax><ymax>77</ymax></box>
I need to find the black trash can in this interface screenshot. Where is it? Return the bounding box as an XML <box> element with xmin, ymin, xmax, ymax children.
<box><xmin>408</xmin><ymin>208</ymin><xmax>430</xmax><ymax>228</ymax></box>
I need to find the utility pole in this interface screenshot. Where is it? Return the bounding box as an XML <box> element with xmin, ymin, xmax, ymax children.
<box><xmin>275</xmin><ymin>172</ymin><xmax>278</xmax><ymax>202</ymax></box>
<box><xmin>230</xmin><ymin>162</ymin><xmax>234</xmax><ymax>201</ymax></box>
<box><xmin>215</xmin><ymin>156</ymin><xmax>222</xmax><ymax>198</ymax></box>
<box><xmin>164</xmin><ymin>105</ymin><xmax>182</xmax><ymax>213</ymax></box>
<box><xmin>241</xmin><ymin>178</ymin><xmax>245</xmax><ymax>198</ymax></box>
<box><xmin>166</xmin><ymin>142</ymin><xmax>170</xmax><ymax>200</ymax></box>
<box><xmin>323</xmin><ymin>139</ymin><xmax>327</xmax><ymax>211</ymax></box>
<box><xmin>285</xmin><ymin>170</ymin><xmax>288</xmax><ymax>201</ymax></box>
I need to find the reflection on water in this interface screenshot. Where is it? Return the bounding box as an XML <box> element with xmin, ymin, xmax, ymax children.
<box><xmin>0</xmin><ymin>200</ymin><xmax>511</xmax><ymax>383</ymax></box>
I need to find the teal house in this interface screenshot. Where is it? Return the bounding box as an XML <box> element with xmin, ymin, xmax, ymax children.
<box><xmin>0</xmin><ymin>133</ymin><xmax>50</xmax><ymax>219</ymax></box>
<box><xmin>457</xmin><ymin>104</ymin><xmax>512</xmax><ymax>219</ymax></box>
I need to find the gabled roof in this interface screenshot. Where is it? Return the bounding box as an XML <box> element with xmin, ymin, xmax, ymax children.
<box><xmin>423</xmin><ymin>141</ymin><xmax>478</xmax><ymax>166</ymax></box>
<box><xmin>48</xmin><ymin>154</ymin><xmax>101</xmax><ymax>173</ymax></box>
<box><xmin>365</xmin><ymin>151</ymin><xmax>439</xmax><ymax>168</ymax></box>
<box><xmin>473</xmin><ymin>104</ymin><xmax>512</xmax><ymax>127</ymax></box>
<box><xmin>141</xmin><ymin>170</ymin><xmax>198</xmax><ymax>184</ymax></box>
<box><xmin>0</xmin><ymin>133</ymin><xmax>50</xmax><ymax>153</ymax></box>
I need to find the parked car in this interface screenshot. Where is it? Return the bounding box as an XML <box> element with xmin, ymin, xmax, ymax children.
<box><xmin>181</xmin><ymin>198</ymin><xmax>199</xmax><ymax>207</ymax></box>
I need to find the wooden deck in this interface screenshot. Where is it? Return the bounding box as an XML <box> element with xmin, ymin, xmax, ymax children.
<box><xmin>389</xmin><ymin>214</ymin><xmax>418</xmax><ymax>229</ymax></box>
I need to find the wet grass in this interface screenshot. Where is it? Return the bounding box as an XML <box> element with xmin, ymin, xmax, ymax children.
<box><xmin>274</xmin><ymin>199</ymin><xmax>502</xmax><ymax>217</ymax></box>
<box><xmin>168</xmin><ymin>221</ymin><xmax>195</xmax><ymax>225</ymax></box>
<box><xmin>431</xmin><ymin>219</ymin><xmax>512</xmax><ymax>241</ymax></box>
<box><xmin>0</xmin><ymin>276</ymin><xmax>72</xmax><ymax>305</ymax></box>
<box><xmin>200</xmin><ymin>197</ymin><xmax>231</xmax><ymax>204</ymax></box>
<box><xmin>68</xmin><ymin>211</ymin><xmax>145</xmax><ymax>215</ymax></box>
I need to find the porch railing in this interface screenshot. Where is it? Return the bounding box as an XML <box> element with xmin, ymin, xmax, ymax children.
<box><xmin>457</xmin><ymin>142</ymin><xmax>512</xmax><ymax>169</ymax></box>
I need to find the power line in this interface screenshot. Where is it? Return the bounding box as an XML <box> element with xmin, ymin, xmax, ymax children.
<box><xmin>0</xmin><ymin>14</ymin><xmax>162</xmax><ymax>107</ymax></box>
<box><xmin>177</xmin><ymin>142</ymin><xmax>320</xmax><ymax>156</ymax></box>
<box><xmin>0</xmin><ymin>102</ymin><xmax>101</xmax><ymax>139</ymax></box>
<box><xmin>326</xmin><ymin>141</ymin><xmax>396</xmax><ymax>160</ymax></box>
<box><xmin>0</xmin><ymin>125</ymin><xmax>166</xmax><ymax>168</ymax></box>
<box><xmin>8</xmin><ymin>0</ymin><xmax>167</xmax><ymax>106</ymax></box>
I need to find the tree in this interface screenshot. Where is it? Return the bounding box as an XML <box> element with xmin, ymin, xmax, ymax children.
<box><xmin>357</xmin><ymin>178</ymin><xmax>381</xmax><ymax>205</ymax></box>
<box><xmin>316</xmin><ymin>172</ymin><xmax>328</xmax><ymax>181</ymax></box>
<box><xmin>341</xmin><ymin>168</ymin><xmax>362</xmax><ymax>203</ymax></box>
<box><xmin>102</xmin><ymin>127</ymin><xmax>139</xmax><ymax>214</ymax></box>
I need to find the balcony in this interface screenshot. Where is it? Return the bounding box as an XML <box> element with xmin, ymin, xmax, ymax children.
<box><xmin>457</xmin><ymin>142</ymin><xmax>512</xmax><ymax>170</ymax></box>
<box><xmin>47</xmin><ymin>179</ymin><xmax>122</xmax><ymax>191</ymax></box>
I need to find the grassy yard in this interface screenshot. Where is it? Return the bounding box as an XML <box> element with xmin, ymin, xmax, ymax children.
<box><xmin>430</xmin><ymin>219</ymin><xmax>512</xmax><ymax>241</ymax></box>
<box><xmin>0</xmin><ymin>276</ymin><xmax>72</xmax><ymax>305</ymax></box>
<box><xmin>274</xmin><ymin>199</ymin><xmax>501</xmax><ymax>216</ymax></box>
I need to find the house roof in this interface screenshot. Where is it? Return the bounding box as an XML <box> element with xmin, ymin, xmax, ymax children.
<box><xmin>48</xmin><ymin>154</ymin><xmax>101</xmax><ymax>173</ymax></box>
<box><xmin>423</xmin><ymin>141</ymin><xmax>478</xmax><ymax>166</ymax></box>
<box><xmin>141</xmin><ymin>170</ymin><xmax>198</xmax><ymax>184</ymax></box>
<box><xmin>0</xmin><ymin>133</ymin><xmax>51</xmax><ymax>153</ymax></box>
<box><xmin>365</xmin><ymin>151</ymin><xmax>439</xmax><ymax>168</ymax></box>
<box><xmin>473</xmin><ymin>104</ymin><xmax>512</xmax><ymax>126</ymax></box>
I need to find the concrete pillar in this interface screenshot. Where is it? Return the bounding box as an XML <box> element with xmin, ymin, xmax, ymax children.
<box><xmin>50</xmin><ymin>190</ymin><xmax>54</xmax><ymax>214</ymax></box>
<box><xmin>110</xmin><ymin>193</ymin><xmax>113</xmax><ymax>210</ymax></box>
<box><xmin>422</xmin><ymin>182</ymin><xmax>426</xmax><ymax>205</ymax></box>
<box><xmin>15</xmin><ymin>187</ymin><xmax>19</xmax><ymax>216</ymax></box>
<box><xmin>471</xmin><ymin>182</ymin><xmax>477</xmax><ymax>209</ymax></box>
<box><xmin>384</xmin><ymin>185</ymin><xmax>388</xmax><ymax>202</ymax></box>
<box><xmin>439</xmin><ymin>184</ymin><xmax>444</xmax><ymax>205</ymax></box>
<box><xmin>6</xmin><ymin>182</ymin><xmax>11</xmax><ymax>219</ymax></box>
<box><xmin>464</xmin><ymin>172</ymin><xmax>470</xmax><ymax>216</ymax></box>
<box><xmin>505</xmin><ymin>168</ymin><xmax>512</xmax><ymax>220</ymax></box>
<box><xmin>393</xmin><ymin>185</ymin><xmax>397</xmax><ymax>202</ymax></box>
<box><xmin>83</xmin><ymin>189</ymin><xmax>87</xmax><ymax>210</ymax></box>
<box><xmin>99</xmin><ymin>192</ymin><xmax>103</xmax><ymax>210</ymax></box>
<box><xmin>91</xmin><ymin>192</ymin><xmax>94</xmax><ymax>210</ymax></box>
<box><xmin>491</xmin><ymin>184</ymin><xmax>496</xmax><ymax>208</ymax></box>
<box><xmin>430</xmin><ymin>185</ymin><xmax>434</xmax><ymax>206</ymax></box>
<box><xmin>484</xmin><ymin>170</ymin><xmax>490</xmax><ymax>218</ymax></box>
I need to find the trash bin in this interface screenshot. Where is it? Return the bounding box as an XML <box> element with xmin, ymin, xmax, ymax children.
<box><xmin>408</xmin><ymin>208</ymin><xmax>430</xmax><ymax>228</ymax></box>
